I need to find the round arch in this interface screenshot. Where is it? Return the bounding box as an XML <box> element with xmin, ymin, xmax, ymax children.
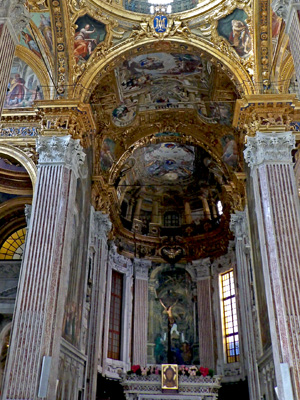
<box><xmin>0</xmin><ymin>144</ymin><xmax>37</xmax><ymax>189</ymax></box>
<box><xmin>74</xmin><ymin>36</ymin><xmax>255</xmax><ymax>101</ymax></box>
<box><xmin>108</xmin><ymin>130</ymin><xmax>236</xmax><ymax>188</ymax></box>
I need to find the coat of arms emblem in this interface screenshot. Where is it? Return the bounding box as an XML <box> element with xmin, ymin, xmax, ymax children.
<box><xmin>153</xmin><ymin>15</ymin><xmax>168</xmax><ymax>33</ymax></box>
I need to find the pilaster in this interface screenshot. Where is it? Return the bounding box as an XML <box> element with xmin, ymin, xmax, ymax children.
<box><xmin>244</xmin><ymin>131</ymin><xmax>299</xmax><ymax>400</ymax></box>
<box><xmin>230</xmin><ymin>210</ymin><xmax>261</xmax><ymax>400</ymax></box>
<box><xmin>2</xmin><ymin>136</ymin><xmax>85</xmax><ymax>399</ymax></box>
<box><xmin>132</xmin><ymin>259</ymin><xmax>151</xmax><ymax>366</ymax></box>
<box><xmin>85</xmin><ymin>210</ymin><xmax>111</xmax><ymax>400</ymax></box>
<box><xmin>193</xmin><ymin>258</ymin><xmax>214</xmax><ymax>369</ymax></box>
<box><xmin>272</xmin><ymin>0</ymin><xmax>300</xmax><ymax>98</ymax></box>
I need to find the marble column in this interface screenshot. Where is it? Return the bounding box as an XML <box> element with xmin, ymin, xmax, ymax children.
<box><xmin>244</xmin><ymin>131</ymin><xmax>300</xmax><ymax>400</ymax></box>
<box><xmin>0</xmin><ymin>0</ymin><xmax>29</xmax><ymax>116</ymax></box>
<box><xmin>85</xmin><ymin>210</ymin><xmax>111</xmax><ymax>400</ymax></box>
<box><xmin>132</xmin><ymin>259</ymin><xmax>151</xmax><ymax>366</ymax></box>
<box><xmin>2</xmin><ymin>136</ymin><xmax>85</xmax><ymax>400</ymax></box>
<box><xmin>193</xmin><ymin>258</ymin><xmax>214</xmax><ymax>369</ymax></box>
<box><xmin>272</xmin><ymin>0</ymin><xmax>300</xmax><ymax>96</ymax></box>
<box><xmin>230</xmin><ymin>210</ymin><xmax>261</xmax><ymax>400</ymax></box>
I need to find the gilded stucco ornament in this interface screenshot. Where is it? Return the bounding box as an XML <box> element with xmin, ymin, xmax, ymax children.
<box><xmin>233</xmin><ymin>95</ymin><xmax>299</xmax><ymax>136</ymax></box>
<box><xmin>130</xmin><ymin>16</ymin><xmax>191</xmax><ymax>41</ymax></box>
<box><xmin>25</xmin><ymin>0</ymin><xmax>48</xmax><ymax>12</ymax></box>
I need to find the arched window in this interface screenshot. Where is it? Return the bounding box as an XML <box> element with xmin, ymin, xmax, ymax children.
<box><xmin>0</xmin><ymin>228</ymin><xmax>26</xmax><ymax>260</ymax></box>
<box><xmin>164</xmin><ymin>211</ymin><xmax>179</xmax><ymax>227</ymax></box>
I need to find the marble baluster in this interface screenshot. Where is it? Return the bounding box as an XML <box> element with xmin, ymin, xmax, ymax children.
<box><xmin>2</xmin><ymin>136</ymin><xmax>85</xmax><ymax>400</ymax></box>
<box><xmin>244</xmin><ymin>131</ymin><xmax>300</xmax><ymax>400</ymax></box>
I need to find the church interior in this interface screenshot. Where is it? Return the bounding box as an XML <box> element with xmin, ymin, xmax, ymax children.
<box><xmin>0</xmin><ymin>0</ymin><xmax>300</xmax><ymax>399</ymax></box>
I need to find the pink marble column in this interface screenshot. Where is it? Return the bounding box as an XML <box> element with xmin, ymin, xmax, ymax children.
<box><xmin>2</xmin><ymin>136</ymin><xmax>85</xmax><ymax>400</ymax></box>
<box><xmin>230</xmin><ymin>210</ymin><xmax>261</xmax><ymax>400</ymax></box>
<box><xmin>132</xmin><ymin>259</ymin><xmax>151</xmax><ymax>366</ymax></box>
<box><xmin>0</xmin><ymin>0</ymin><xmax>29</xmax><ymax>116</ymax></box>
<box><xmin>193</xmin><ymin>258</ymin><xmax>214</xmax><ymax>369</ymax></box>
<box><xmin>85</xmin><ymin>211</ymin><xmax>111</xmax><ymax>400</ymax></box>
<box><xmin>244</xmin><ymin>131</ymin><xmax>300</xmax><ymax>400</ymax></box>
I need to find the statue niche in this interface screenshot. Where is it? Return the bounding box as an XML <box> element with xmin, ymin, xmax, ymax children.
<box><xmin>148</xmin><ymin>265</ymin><xmax>197</xmax><ymax>365</ymax></box>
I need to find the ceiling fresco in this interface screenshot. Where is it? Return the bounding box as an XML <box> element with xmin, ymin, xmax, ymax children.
<box><xmin>124</xmin><ymin>0</ymin><xmax>198</xmax><ymax>14</ymax></box>
<box><xmin>4</xmin><ymin>57</ymin><xmax>44</xmax><ymax>109</ymax></box>
<box><xmin>135</xmin><ymin>142</ymin><xmax>195</xmax><ymax>182</ymax></box>
<box><xmin>113</xmin><ymin>52</ymin><xmax>212</xmax><ymax>125</ymax></box>
<box><xmin>74</xmin><ymin>14</ymin><xmax>107</xmax><ymax>64</ymax></box>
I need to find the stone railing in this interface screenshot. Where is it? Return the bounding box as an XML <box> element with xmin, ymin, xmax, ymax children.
<box><xmin>121</xmin><ymin>374</ymin><xmax>222</xmax><ymax>399</ymax></box>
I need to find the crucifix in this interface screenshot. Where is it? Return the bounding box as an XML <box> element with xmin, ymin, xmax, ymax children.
<box><xmin>159</xmin><ymin>298</ymin><xmax>178</xmax><ymax>363</ymax></box>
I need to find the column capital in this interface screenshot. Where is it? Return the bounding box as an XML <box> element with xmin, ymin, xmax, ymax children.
<box><xmin>271</xmin><ymin>0</ymin><xmax>292</xmax><ymax>21</ymax></box>
<box><xmin>244</xmin><ymin>131</ymin><xmax>295</xmax><ymax>169</ymax></box>
<box><xmin>0</xmin><ymin>0</ymin><xmax>30</xmax><ymax>38</ymax></box>
<box><xmin>94</xmin><ymin>212</ymin><xmax>111</xmax><ymax>240</ymax></box>
<box><xmin>230</xmin><ymin>210</ymin><xmax>248</xmax><ymax>239</ymax></box>
<box><xmin>192</xmin><ymin>257</ymin><xmax>211</xmax><ymax>279</ymax></box>
<box><xmin>36</xmin><ymin>136</ymin><xmax>86</xmax><ymax>176</ymax></box>
<box><xmin>133</xmin><ymin>259</ymin><xmax>151</xmax><ymax>280</ymax></box>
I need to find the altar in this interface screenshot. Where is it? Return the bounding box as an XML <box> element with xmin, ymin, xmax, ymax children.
<box><xmin>121</xmin><ymin>374</ymin><xmax>222</xmax><ymax>400</ymax></box>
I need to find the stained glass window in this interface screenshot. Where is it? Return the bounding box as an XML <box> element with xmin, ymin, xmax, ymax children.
<box><xmin>108</xmin><ymin>270</ymin><xmax>123</xmax><ymax>360</ymax></box>
<box><xmin>0</xmin><ymin>228</ymin><xmax>26</xmax><ymax>260</ymax></box>
<box><xmin>220</xmin><ymin>270</ymin><xmax>240</xmax><ymax>363</ymax></box>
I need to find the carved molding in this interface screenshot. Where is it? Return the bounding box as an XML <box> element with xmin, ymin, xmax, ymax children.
<box><xmin>244</xmin><ymin>131</ymin><xmax>295</xmax><ymax>169</ymax></box>
<box><xmin>36</xmin><ymin>135</ymin><xmax>86</xmax><ymax>176</ymax></box>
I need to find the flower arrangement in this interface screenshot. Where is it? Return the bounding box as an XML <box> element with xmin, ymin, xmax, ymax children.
<box><xmin>127</xmin><ymin>365</ymin><xmax>214</xmax><ymax>378</ymax></box>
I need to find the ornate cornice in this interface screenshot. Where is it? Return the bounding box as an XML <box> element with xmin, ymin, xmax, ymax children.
<box><xmin>36</xmin><ymin>136</ymin><xmax>86</xmax><ymax>176</ymax></box>
<box><xmin>244</xmin><ymin>131</ymin><xmax>295</xmax><ymax>169</ymax></box>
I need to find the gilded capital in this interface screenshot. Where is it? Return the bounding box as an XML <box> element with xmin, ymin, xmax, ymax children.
<box><xmin>36</xmin><ymin>136</ymin><xmax>86</xmax><ymax>176</ymax></box>
<box><xmin>244</xmin><ymin>131</ymin><xmax>295</xmax><ymax>169</ymax></box>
